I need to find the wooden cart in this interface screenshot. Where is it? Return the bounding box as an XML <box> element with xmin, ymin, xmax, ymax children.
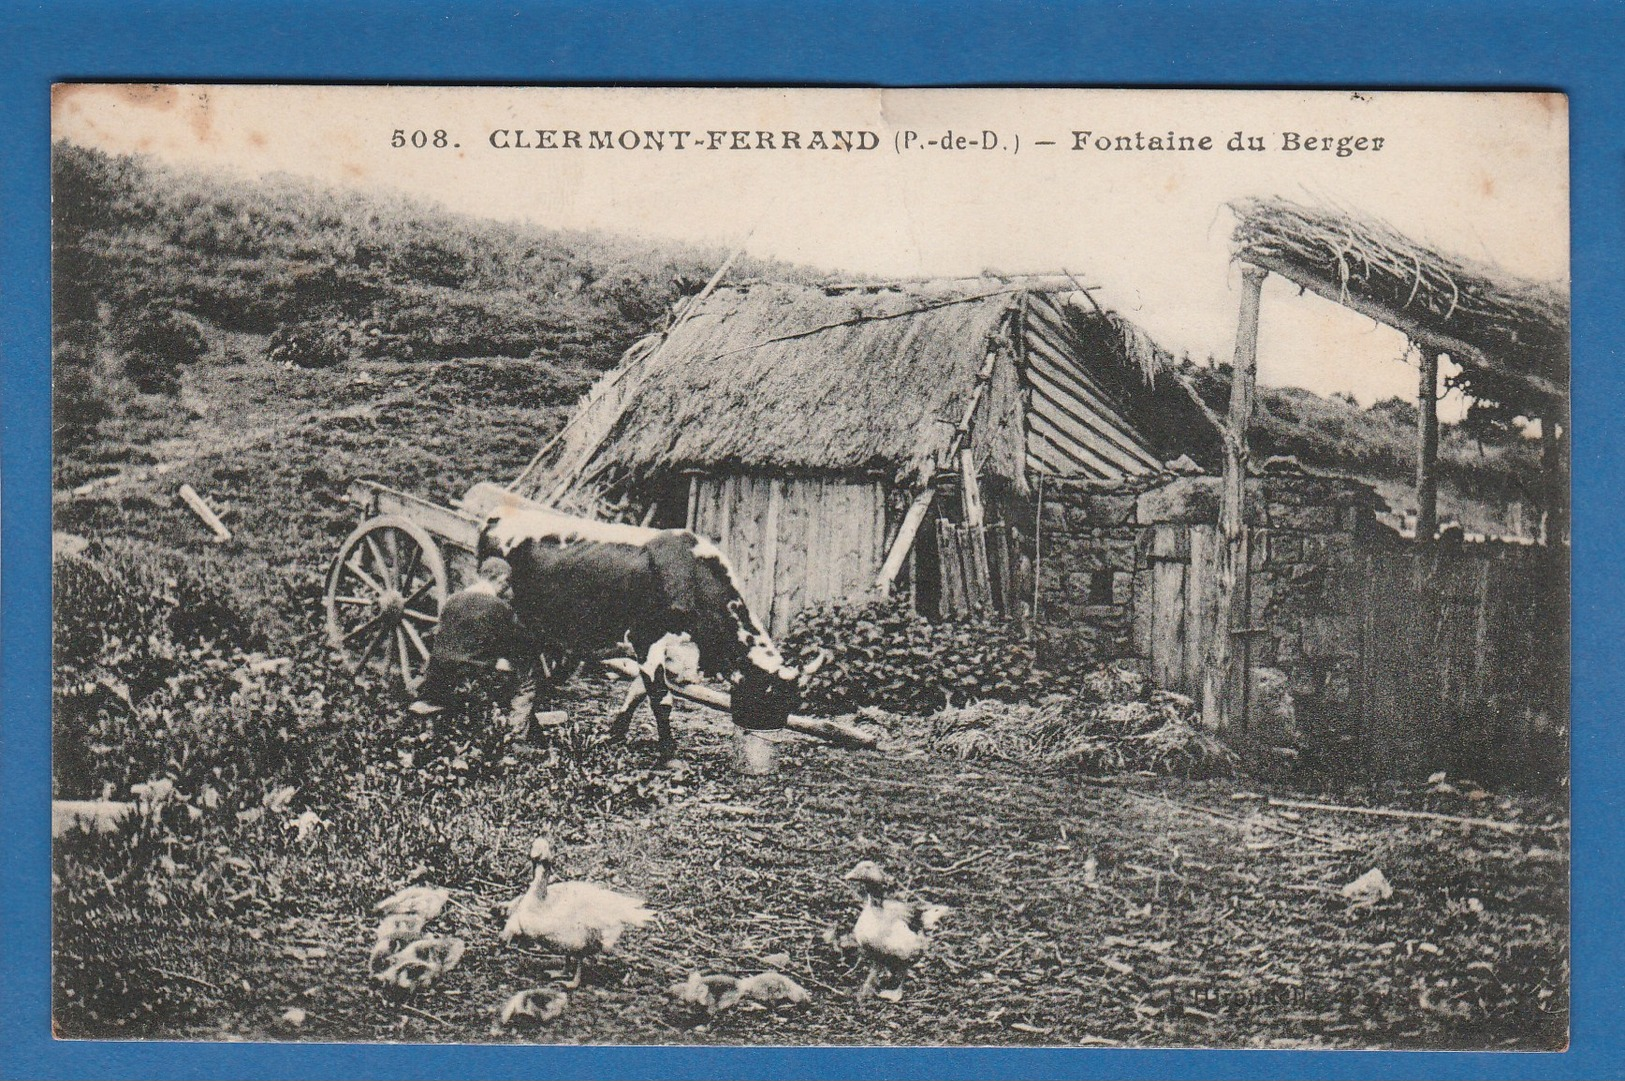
<box><xmin>324</xmin><ymin>480</ymin><xmax>876</xmax><ymax>751</ymax></box>
<box><xmin>323</xmin><ymin>479</ymin><xmax>517</xmax><ymax>690</ymax></box>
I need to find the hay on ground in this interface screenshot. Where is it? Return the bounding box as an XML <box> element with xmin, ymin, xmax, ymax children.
<box><xmin>924</xmin><ymin>666</ymin><xmax>1238</xmax><ymax>778</ymax></box>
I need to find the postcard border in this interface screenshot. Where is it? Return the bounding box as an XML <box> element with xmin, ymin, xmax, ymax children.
<box><xmin>4</xmin><ymin>2</ymin><xmax>1622</xmax><ymax>1078</ymax></box>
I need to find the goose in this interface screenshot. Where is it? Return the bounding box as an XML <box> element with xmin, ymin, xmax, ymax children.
<box><xmin>843</xmin><ymin>860</ymin><xmax>949</xmax><ymax>1001</ymax></box>
<box><xmin>738</xmin><ymin>970</ymin><xmax>812</xmax><ymax>1005</ymax></box>
<box><xmin>669</xmin><ymin>971</ymin><xmax>743</xmax><ymax>1015</ymax></box>
<box><xmin>369</xmin><ymin>912</ymin><xmax>428</xmax><ymax>968</ymax></box>
<box><xmin>497</xmin><ymin>987</ymin><xmax>568</xmax><ymax>1028</ymax></box>
<box><xmin>374</xmin><ymin>885</ymin><xmax>450</xmax><ymax>921</ymax></box>
<box><xmin>500</xmin><ymin>836</ymin><xmax>655</xmax><ymax>988</ymax></box>
<box><xmin>374</xmin><ymin>935</ymin><xmax>466</xmax><ymax>993</ymax></box>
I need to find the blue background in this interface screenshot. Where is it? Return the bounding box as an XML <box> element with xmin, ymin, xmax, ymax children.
<box><xmin>3</xmin><ymin>1</ymin><xmax>1620</xmax><ymax>1077</ymax></box>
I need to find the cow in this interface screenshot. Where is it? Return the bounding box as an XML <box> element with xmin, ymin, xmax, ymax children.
<box><xmin>414</xmin><ymin>504</ymin><xmax>803</xmax><ymax>759</ymax></box>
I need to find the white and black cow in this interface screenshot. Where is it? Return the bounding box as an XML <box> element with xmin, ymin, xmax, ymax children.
<box><xmin>416</xmin><ymin>505</ymin><xmax>802</xmax><ymax>757</ymax></box>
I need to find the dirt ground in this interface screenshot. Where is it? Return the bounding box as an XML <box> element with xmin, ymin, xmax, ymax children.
<box><xmin>57</xmin><ymin>678</ymin><xmax>1568</xmax><ymax>1050</ymax></box>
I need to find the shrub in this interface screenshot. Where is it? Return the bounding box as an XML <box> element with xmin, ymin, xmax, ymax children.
<box><xmin>52</xmin><ymin>339</ymin><xmax>116</xmax><ymax>446</ymax></box>
<box><xmin>267</xmin><ymin>321</ymin><xmax>351</xmax><ymax>369</ymax></box>
<box><xmin>118</xmin><ymin>309</ymin><xmax>207</xmax><ymax>393</ymax></box>
<box><xmin>782</xmin><ymin>597</ymin><xmax>1065</xmax><ymax>715</ymax></box>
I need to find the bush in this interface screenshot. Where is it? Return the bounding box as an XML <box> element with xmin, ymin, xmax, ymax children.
<box><xmin>118</xmin><ymin>309</ymin><xmax>207</xmax><ymax>393</ymax></box>
<box><xmin>267</xmin><ymin>321</ymin><xmax>351</xmax><ymax>368</ymax></box>
<box><xmin>52</xmin><ymin>339</ymin><xmax>116</xmax><ymax>446</ymax></box>
<box><xmin>782</xmin><ymin>597</ymin><xmax>1064</xmax><ymax>715</ymax></box>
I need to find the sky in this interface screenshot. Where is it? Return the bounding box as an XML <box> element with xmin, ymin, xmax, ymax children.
<box><xmin>53</xmin><ymin>86</ymin><xmax>1570</xmax><ymax>420</ymax></box>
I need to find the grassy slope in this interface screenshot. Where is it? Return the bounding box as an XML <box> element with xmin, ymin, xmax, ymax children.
<box><xmin>54</xmin><ymin>350</ymin><xmax>577</xmax><ymax>646</ymax></box>
<box><xmin>53</xmin><ymin>142</ymin><xmax>815</xmax><ymax>365</ymax></box>
<box><xmin>1184</xmin><ymin>367</ymin><xmax>1544</xmax><ymax>536</ymax></box>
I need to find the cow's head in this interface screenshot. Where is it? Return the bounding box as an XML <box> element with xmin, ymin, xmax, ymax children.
<box><xmin>673</xmin><ymin>535</ymin><xmax>812</xmax><ymax>732</ymax></box>
<box><xmin>410</xmin><ymin>560</ymin><xmax>517</xmax><ymax>708</ymax></box>
<box><xmin>730</xmin><ymin>660</ymin><xmax>801</xmax><ymax>732</ymax></box>
<box><xmin>730</xmin><ymin>645</ymin><xmax>828</xmax><ymax>731</ymax></box>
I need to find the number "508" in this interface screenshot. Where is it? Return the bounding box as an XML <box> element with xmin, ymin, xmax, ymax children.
<box><xmin>392</xmin><ymin>130</ymin><xmax>450</xmax><ymax>148</ymax></box>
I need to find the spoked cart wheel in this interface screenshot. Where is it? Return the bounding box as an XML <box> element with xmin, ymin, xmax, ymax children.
<box><xmin>324</xmin><ymin>515</ymin><xmax>448</xmax><ymax>692</ymax></box>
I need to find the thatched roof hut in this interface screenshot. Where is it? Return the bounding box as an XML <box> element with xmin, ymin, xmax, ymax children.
<box><xmin>514</xmin><ymin>277</ymin><xmax>1220</xmax><ymax>633</ymax></box>
<box><xmin>525</xmin><ymin>278</ymin><xmax>1219</xmax><ymax>501</ymax></box>
<box><xmin>1229</xmin><ymin>197</ymin><xmax>1569</xmax><ymax>412</ymax></box>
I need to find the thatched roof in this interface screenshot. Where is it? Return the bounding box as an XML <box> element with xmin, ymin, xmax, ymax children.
<box><xmin>523</xmin><ymin>278</ymin><xmax>1208</xmax><ymax>500</ymax></box>
<box><xmin>1229</xmin><ymin>197</ymin><xmax>1568</xmax><ymax>411</ymax></box>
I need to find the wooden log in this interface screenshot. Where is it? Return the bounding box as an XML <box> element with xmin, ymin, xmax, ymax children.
<box><xmin>1416</xmin><ymin>348</ymin><xmax>1440</xmax><ymax>544</ymax></box>
<box><xmin>1204</xmin><ymin>263</ymin><xmax>1266</xmax><ymax>732</ymax></box>
<box><xmin>177</xmin><ymin>484</ymin><xmax>232</xmax><ymax>543</ymax></box>
<box><xmin>874</xmin><ymin>487</ymin><xmax>935</xmax><ymax>594</ymax></box>
<box><xmin>598</xmin><ymin>658</ymin><xmax>879</xmax><ymax>750</ymax></box>
<box><xmin>1264</xmin><ymin>796</ymin><xmax>1559</xmax><ymax>835</ymax></box>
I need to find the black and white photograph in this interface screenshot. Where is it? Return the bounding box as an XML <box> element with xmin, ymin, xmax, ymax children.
<box><xmin>49</xmin><ymin>85</ymin><xmax>1569</xmax><ymax>1048</ymax></box>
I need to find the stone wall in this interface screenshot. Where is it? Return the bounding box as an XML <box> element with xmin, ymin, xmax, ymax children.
<box><xmin>1033</xmin><ymin>473</ymin><xmax>1170</xmax><ymax>664</ymax></box>
<box><xmin>1035</xmin><ymin>470</ymin><xmax>1394</xmax><ymax>753</ymax></box>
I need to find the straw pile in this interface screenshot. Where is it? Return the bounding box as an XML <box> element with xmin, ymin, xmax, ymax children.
<box><xmin>924</xmin><ymin>666</ymin><xmax>1238</xmax><ymax>778</ymax></box>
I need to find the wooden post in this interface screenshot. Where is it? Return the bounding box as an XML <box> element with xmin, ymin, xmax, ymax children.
<box><xmin>873</xmin><ymin>332</ymin><xmax>1004</xmax><ymax>594</ymax></box>
<box><xmin>959</xmin><ymin>448</ymin><xmax>985</xmax><ymax>526</ymax></box>
<box><xmin>874</xmin><ymin>487</ymin><xmax>936</xmax><ymax>593</ymax></box>
<box><xmin>1416</xmin><ymin>348</ymin><xmax>1440</xmax><ymax>544</ymax></box>
<box><xmin>1204</xmin><ymin>264</ymin><xmax>1266</xmax><ymax>733</ymax></box>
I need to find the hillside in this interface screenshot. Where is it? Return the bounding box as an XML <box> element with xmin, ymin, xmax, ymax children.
<box><xmin>53</xmin><ymin>141</ymin><xmax>1543</xmax><ymax>538</ymax></box>
<box><xmin>1183</xmin><ymin>366</ymin><xmax>1545</xmax><ymax>539</ymax></box>
<box><xmin>51</xmin><ymin>142</ymin><xmax>821</xmax><ymax>455</ymax></box>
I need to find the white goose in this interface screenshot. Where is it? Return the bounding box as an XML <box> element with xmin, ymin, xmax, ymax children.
<box><xmin>500</xmin><ymin>836</ymin><xmax>655</xmax><ymax>988</ymax></box>
<box><xmin>844</xmin><ymin>860</ymin><xmax>949</xmax><ymax>1001</ymax></box>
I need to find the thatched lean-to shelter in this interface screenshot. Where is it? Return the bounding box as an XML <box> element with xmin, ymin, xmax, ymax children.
<box><xmin>1229</xmin><ymin>196</ymin><xmax>1570</xmax><ymax>411</ymax></box>
<box><xmin>1228</xmin><ymin>196</ymin><xmax>1570</xmax><ymax>547</ymax></box>
<box><xmin>517</xmin><ymin>278</ymin><xmax>1221</xmax><ymax>633</ymax></box>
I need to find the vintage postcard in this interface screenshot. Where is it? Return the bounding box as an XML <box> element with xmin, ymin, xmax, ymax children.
<box><xmin>49</xmin><ymin>86</ymin><xmax>1568</xmax><ymax>1049</ymax></box>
